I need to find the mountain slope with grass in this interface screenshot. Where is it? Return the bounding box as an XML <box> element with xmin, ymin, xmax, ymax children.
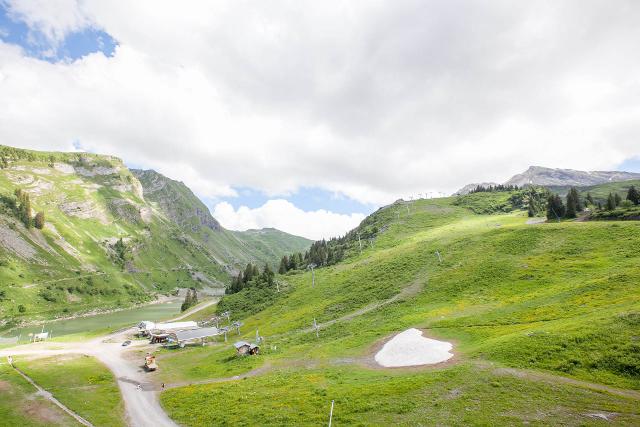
<box><xmin>132</xmin><ymin>169</ymin><xmax>311</xmax><ymax>269</ymax></box>
<box><xmin>0</xmin><ymin>145</ymin><xmax>309</xmax><ymax>327</ymax></box>
<box><xmin>157</xmin><ymin>188</ymin><xmax>640</xmax><ymax>426</ymax></box>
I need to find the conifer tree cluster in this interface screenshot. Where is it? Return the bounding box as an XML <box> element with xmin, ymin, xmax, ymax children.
<box><xmin>227</xmin><ymin>262</ymin><xmax>275</xmax><ymax>294</ymax></box>
<box><xmin>181</xmin><ymin>288</ymin><xmax>198</xmax><ymax>312</ymax></box>
<box><xmin>1</xmin><ymin>188</ymin><xmax>46</xmax><ymax>229</ymax></box>
<box><xmin>470</xmin><ymin>184</ymin><xmax>520</xmax><ymax>193</ymax></box>
<box><xmin>14</xmin><ymin>188</ymin><xmax>32</xmax><ymax>228</ymax></box>
<box><xmin>524</xmin><ymin>187</ymin><xmax>550</xmax><ymax>217</ymax></box>
<box><xmin>546</xmin><ymin>187</ymin><xmax>584</xmax><ymax>220</ymax></box>
<box><xmin>565</xmin><ymin>187</ymin><xmax>583</xmax><ymax>218</ymax></box>
<box><xmin>277</xmin><ymin>239</ymin><xmax>346</xmax><ymax>274</ymax></box>
<box><xmin>626</xmin><ymin>185</ymin><xmax>640</xmax><ymax>205</ymax></box>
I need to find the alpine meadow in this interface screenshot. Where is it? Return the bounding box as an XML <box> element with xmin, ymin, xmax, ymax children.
<box><xmin>1</xmin><ymin>1</ymin><xmax>640</xmax><ymax>426</ymax></box>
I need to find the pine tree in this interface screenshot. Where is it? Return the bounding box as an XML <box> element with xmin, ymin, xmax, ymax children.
<box><xmin>527</xmin><ymin>198</ymin><xmax>535</xmax><ymax>217</ymax></box>
<box><xmin>585</xmin><ymin>193</ymin><xmax>594</xmax><ymax>206</ymax></box>
<box><xmin>243</xmin><ymin>263</ymin><xmax>255</xmax><ymax>284</ymax></box>
<box><xmin>181</xmin><ymin>289</ymin><xmax>193</xmax><ymax>311</ymax></box>
<box><xmin>261</xmin><ymin>264</ymin><xmax>274</xmax><ymax>285</ymax></box>
<box><xmin>614</xmin><ymin>193</ymin><xmax>622</xmax><ymax>207</ymax></box>
<box><xmin>287</xmin><ymin>254</ymin><xmax>297</xmax><ymax>270</ymax></box>
<box><xmin>565</xmin><ymin>187</ymin><xmax>580</xmax><ymax>218</ymax></box>
<box><xmin>606</xmin><ymin>193</ymin><xmax>616</xmax><ymax>210</ymax></box>
<box><xmin>16</xmin><ymin>191</ymin><xmax>32</xmax><ymax>228</ymax></box>
<box><xmin>278</xmin><ymin>256</ymin><xmax>288</xmax><ymax>274</ymax></box>
<box><xmin>34</xmin><ymin>211</ymin><xmax>45</xmax><ymax>229</ymax></box>
<box><xmin>546</xmin><ymin>194</ymin><xmax>565</xmax><ymax>220</ymax></box>
<box><xmin>626</xmin><ymin>185</ymin><xmax>640</xmax><ymax>205</ymax></box>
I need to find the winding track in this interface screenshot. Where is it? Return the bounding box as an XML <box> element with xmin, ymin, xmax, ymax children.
<box><xmin>0</xmin><ymin>297</ymin><xmax>221</xmax><ymax>426</ymax></box>
<box><xmin>1</xmin><ymin>329</ymin><xmax>177</xmax><ymax>426</ymax></box>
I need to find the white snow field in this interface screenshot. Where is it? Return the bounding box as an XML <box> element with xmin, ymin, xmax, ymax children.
<box><xmin>375</xmin><ymin>328</ymin><xmax>454</xmax><ymax>367</ymax></box>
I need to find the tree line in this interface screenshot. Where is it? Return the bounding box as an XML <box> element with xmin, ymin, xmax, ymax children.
<box><xmin>470</xmin><ymin>184</ymin><xmax>520</xmax><ymax>193</ymax></box>
<box><xmin>227</xmin><ymin>262</ymin><xmax>275</xmax><ymax>294</ymax></box>
<box><xmin>278</xmin><ymin>239</ymin><xmax>346</xmax><ymax>274</ymax></box>
<box><xmin>0</xmin><ymin>188</ymin><xmax>45</xmax><ymax>229</ymax></box>
<box><xmin>546</xmin><ymin>185</ymin><xmax>640</xmax><ymax>220</ymax></box>
<box><xmin>181</xmin><ymin>288</ymin><xmax>199</xmax><ymax>312</ymax></box>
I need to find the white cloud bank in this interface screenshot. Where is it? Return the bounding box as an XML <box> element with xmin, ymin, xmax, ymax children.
<box><xmin>1</xmin><ymin>0</ymin><xmax>640</xmax><ymax>236</ymax></box>
<box><xmin>213</xmin><ymin>200</ymin><xmax>365</xmax><ymax>241</ymax></box>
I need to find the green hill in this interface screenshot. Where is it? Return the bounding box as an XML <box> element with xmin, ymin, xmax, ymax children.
<box><xmin>132</xmin><ymin>169</ymin><xmax>311</xmax><ymax>269</ymax></box>
<box><xmin>0</xmin><ymin>145</ymin><xmax>310</xmax><ymax>326</ymax></box>
<box><xmin>157</xmin><ymin>189</ymin><xmax>640</xmax><ymax>425</ymax></box>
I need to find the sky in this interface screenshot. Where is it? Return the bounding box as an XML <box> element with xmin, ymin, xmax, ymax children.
<box><xmin>1</xmin><ymin>1</ymin><xmax>639</xmax><ymax>240</ymax></box>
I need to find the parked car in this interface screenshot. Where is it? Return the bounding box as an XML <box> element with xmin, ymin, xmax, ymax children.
<box><xmin>122</xmin><ymin>340</ymin><xmax>132</xmax><ymax>347</ymax></box>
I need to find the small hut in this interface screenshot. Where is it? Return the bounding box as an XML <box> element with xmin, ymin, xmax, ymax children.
<box><xmin>234</xmin><ymin>341</ymin><xmax>260</xmax><ymax>355</ymax></box>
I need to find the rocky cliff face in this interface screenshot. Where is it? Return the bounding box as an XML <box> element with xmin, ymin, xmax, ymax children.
<box><xmin>455</xmin><ymin>166</ymin><xmax>640</xmax><ymax>195</ymax></box>
<box><xmin>131</xmin><ymin>169</ymin><xmax>221</xmax><ymax>231</ymax></box>
<box><xmin>504</xmin><ymin>166</ymin><xmax>640</xmax><ymax>187</ymax></box>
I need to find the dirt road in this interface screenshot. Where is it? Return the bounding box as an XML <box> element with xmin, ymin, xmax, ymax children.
<box><xmin>0</xmin><ymin>330</ymin><xmax>177</xmax><ymax>427</ymax></box>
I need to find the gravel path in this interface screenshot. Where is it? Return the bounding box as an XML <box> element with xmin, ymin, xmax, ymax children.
<box><xmin>10</xmin><ymin>361</ymin><xmax>94</xmax><ymax>426</ymax></box>
<box><xmin>1</xmin><ymin>330</ymin><xmax>177</xmax><ymax>427</ymax></box>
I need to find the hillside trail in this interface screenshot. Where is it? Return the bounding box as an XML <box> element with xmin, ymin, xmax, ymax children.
<box><xmin>168</xmin><ymin>297</ymin><xmax>219</xmax><ymax>322</ymax></box>
<box><xmin>164</xmin><ymin>362</ymin><xmax>274</xmax><ymax>390</ymax></box>
<box><xmin>473</xmin><ymin>360</ymin><xmax>640</xmax><ymax>400</ymax></box>
<box><xmin>165</xmin><ymin>353</ymin><xmax>640</xmax><ymax>404</ymax></box>
<box><xmin>298</xmin><ymin>274</ymin><xmax>426</xmax><ymax>335</ymax></box>
<box><xmin>9</xmin><ymin>360</ymin><xmax>94</xmax><ymax>426</ymax></box>
<box><xmin>0</xmin><ymin>329</ymin><xmax>177</xmax><ymax>427</ymax></box>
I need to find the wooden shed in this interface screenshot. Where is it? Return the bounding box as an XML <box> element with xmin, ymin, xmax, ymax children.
<box><xmin>234</xmin><ymin>341</ymin><xmax>260</xmax><ymax>355</ymax></box>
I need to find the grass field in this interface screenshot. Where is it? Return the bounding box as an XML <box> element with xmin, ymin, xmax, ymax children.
<box><xmin>157</xmin><ymin>195</ymin><xmax>640</xmax><ymax>425</ymax></box>
<box><xmin>14</xmin><ymin>354</ymin><xmax>126</xmax><ymax>427</ymax></box>
<box><xmin>0</xmin><ymin>361</ymin><xmax>78</xmax><ymax>426</ymax></box>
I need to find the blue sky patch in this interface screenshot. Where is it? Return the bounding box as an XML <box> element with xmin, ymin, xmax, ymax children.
<box><xmin>617</xmin><ymin>157</ymin><xmax>640</xmax><ymax>173</ymax></box>
<box><xmin>0</xmin><ymin>5</ymin><xmax>116</xmax><ymax>62</ymax></box>
<box><xmin>202</xmin><ymin>186</ymin><xmax>374</xmax><ymax>216</ymax></box>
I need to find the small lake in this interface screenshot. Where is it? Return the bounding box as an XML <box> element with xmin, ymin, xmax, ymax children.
<box><xmin>2</xmin><ymin>301</ymin><xmax>182</xmax><ymax>342</ymax></box>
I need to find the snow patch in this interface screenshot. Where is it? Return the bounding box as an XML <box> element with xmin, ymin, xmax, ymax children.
<box><xmin>375</xmin><ymin>328</ymin><xmax>453</xmax><ymax>367</ymax></box>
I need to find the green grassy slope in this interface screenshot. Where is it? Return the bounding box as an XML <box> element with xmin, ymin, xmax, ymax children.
<box><xmin>158</xmin><ymin>193</ymin><xmax>640</xmax><ymax>425</ymax></box>
<box><xmin>0</xmin><ymin>145</ymin><xmax>308</xmax><ymax>326</ymax></box>
<box><xmin>15</xmin><ymin>354</ymin><xmax>125</xmax><ymax>427</ymax></box>
<box><xmin>0</xmin><ymin>361</ymin><xmax>78</xmax><ymax>426</ymax></box>
<box><xmin>132</xmin><ymin>169</ymin><xmax>311</xmax><ymax>269</ymax></box>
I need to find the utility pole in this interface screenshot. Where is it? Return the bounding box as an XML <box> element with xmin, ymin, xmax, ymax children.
<box><xmin>308</xmin><ymin>263</ymin><xmax>317</xmax><ymax>288</ymax></box>
<box><xmin>357</xmin><ymin>233</ymin><xmax>362</xmax><ymax>253</ymax></box>
<box><xmin>328</xmin><ymin>400</ymin><xmax>335</xmax><ymax>427</ymax></box>
<box><xmin>313</xmin><ymin>318</ymin><xmax>319</xmax><ymax>338</ymax></box>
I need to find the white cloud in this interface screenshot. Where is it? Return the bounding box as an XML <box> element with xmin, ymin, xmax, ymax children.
<box><xmin>1</xmin><ymin>0</ymin><xmax>640</xmax><ymax>209</ymax></box>
<box><xmin>212</xmin><ymin>200</ymin><xmax>365</xmax><ymax>240</ymax></box>
<box><xmin>4</xmin><ymin>0</ymin><xmax>94</xmax><ymax>45</ymax></box>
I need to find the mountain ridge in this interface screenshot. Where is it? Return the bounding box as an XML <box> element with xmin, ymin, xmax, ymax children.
<box><xmin>0</xmin><ymin>144</ymin><xmax>310</xmax><ymax>323</ymax></box>
<box><xmin>455</xmin><ymin>165</ymin><xmax>640</xmax><ymax>195</ymax></box>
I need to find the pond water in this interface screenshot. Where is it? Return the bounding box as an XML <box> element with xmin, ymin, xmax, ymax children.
<box><xmin>3</xmin><ymin>301</ymin><xmax>182</xmax><ymax>342</ymax></box>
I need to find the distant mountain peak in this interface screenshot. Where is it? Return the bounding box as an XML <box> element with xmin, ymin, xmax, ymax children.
<box><xmin>454</xmin><ymin>166</ymin><xmax>640</xmax><ymax>195</ymax></box>
<box><xmin>505</xmin><ymin>166</ymin><xmax>640</xmax><ymax>187</ymax></box>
